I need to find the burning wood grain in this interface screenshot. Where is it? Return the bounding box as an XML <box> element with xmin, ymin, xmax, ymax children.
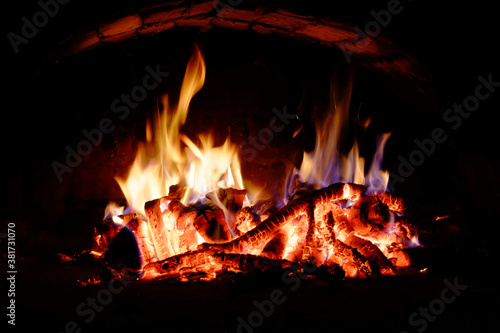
<box><xmin>95</xmin><ymin>183</ymin><xmax>420</xmax><ymax>281</ymax></box>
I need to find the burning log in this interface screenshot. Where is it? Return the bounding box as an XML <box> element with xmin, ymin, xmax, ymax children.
<box><xmin>300</xmin><ymin>202</ymin><xmax>317</xmax><ymax>261</ymax></box>
<box><xmin>94</xmin><ymin>213</ymin><xmax>156</xmax><ymax>267</ymax></box>
<box><xmin>167</xmin><ymin>184</ymin><xmax>186</xmax><ymax>201</ymax></box>
<box><xmin>387</xmin><ymin>249</ymin><xmax>412</xmax><ymax>268</ymax></box>
<box><xmin>145</xmin><ymin>196</ymin><xmax>198</xmax><ymax>261</ymax></box>
<box><xmin>194</xmin><ymin>206</ymin><xmax>231</xmax><ymax>243</ymax></box>
<box><xmin>347</xmin><ymin>196</ymin><xmax>391</xmax><ymax>238</ymax></box>
<box><xmin>89</xmin><ymin>46</ymin><xmax>424</xmax><ymax>283</ymax></box>
<box><xmin>144</xmin><ymin>249</ymin><xmax>293</xmax><ymax>281</ymax></box>
<box><xmin>104</xmin><ymin>226</ymin><xmax>142</xmax><ymax>273</ymax></box>
<box><xmin>202</xmin><ymin>183</ymin><xmax>363</xmax><ymax>254</ymax></box>
<box><xmin>124</xmin><ymin>217</ymin><xmax>156</xmax><ymax>267</ymax></box>
<box><xmin>94</xmin><ymin>213</ymin><xmax>141</xmax><ymax>251</ymax></box>
<box><xmin>254</xmin><ymin>199</ymin><xmax>279</xmax><ymax>217</ymax></box>
<box><xmin>217</xmin><ymin>188</ymin><xmax>246</xmax><ymax>212</ymax></box>
<box><xmin>375</xmin><ymin>192</ymin><xmax>406</xmax><ymax>214</ymax></box>
<box><xmin>288</xmin><ymin>174</ymin><xmax>316</xmax><ymax>201</ymax></box>
<box><xmin>96</xmin><ymin>181</ymin><xmax>418</xmax><ymax>281</ymax></box>
<box><xmin>315</xmin><ymin>211</ymin><xmax>372</xmax><ymax>277</ymax></box>
<box><xmin>192</xmin><ymin>188</ymin><xmax>248</xmax><ymax>242</ymax></box>
<box><xmin>344</xmin><ymin>234</ymin><xmax>395</xmax><ymax>275</ymax></box>
<box><xmin>235</xmin><ymin>206</ymin><xmax>260</xmax><ymax>234</ymax></box>
<box><xmin>330</xmin><ymin>238</ymin><xmax>372</xmax><ymax>277</ymax></box>
<box><xmin>142</xmin><ymin>183</ymin><xmax>363</xmax><ymax>279</ymax></box>
<box><xmin>260</xmin><ymin>230</ymin><xmax>289</xmax><ymax>259</ymax></box>
<box><xmin>212</xmin><ymin>252</ymin><xmax>293</xmax><ymax>274</ymax></box>
<box><xmin>330</xmin><ymin>202</ymin><xmax>394</xmax><ymax>275</ymax></box>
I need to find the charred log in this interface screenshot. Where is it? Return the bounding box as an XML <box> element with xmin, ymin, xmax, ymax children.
<box><xmin>347</xmin><ymin>196</ymin><xmax>391</xmax><ymax>238</ymax></box>
<box><xmin>344</xmin><ymin>234</ymin><xmax>395</xmax><ymax>275</ymax></box>
<box><xmin>260</xmin><ymin>230</ymin><xmax>289</xmax><ymax>259</ymax></box>
<box><xmin>104</xmin><ymin>226</ymin><xmax>142</xmax><ymax>273</ymax></box>
<box><xmin>202</xmin><ymin>183</ymin><xmax>364</xmax><ymax>254</ymax></box>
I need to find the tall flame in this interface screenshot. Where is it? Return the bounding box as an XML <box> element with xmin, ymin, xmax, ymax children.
<box><xmin>294</xmin><ymin>74</ymin><xmax>390</xmax><ymax>194</ymax></box>
<box><xmin>365</xmin><ymin>133</ymin><xmax>391</xmax><ymax>194</ymax></box>
<box><xmin>114</xmin><ymin>46</ymin><xmax>244</xmax><ymax>216</ymax></box>
<box><xmin>97</xmin><ymin>49</ymin><xmax>421</xmax><ymax>281</ymax></box>
<box><xmin>299</xmin><ymin>76</ymin><xmax>352</xmax><ymax>188</ymax></box>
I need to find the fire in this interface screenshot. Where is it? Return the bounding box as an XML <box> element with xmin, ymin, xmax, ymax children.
<box><xmin>96</xmin><ymin>47</ymin><xmax>421</xmax><ymax>282</ymax></box>
<box><xmin>293</xmin><ymin>75</ymin><xmax>390</xmax><ymax>195</ymax></box>
<box><xmin>298</xmin><ymin>76</ymin><xmax>353</xmax><ymax>188</ymax></box>
<box><xmin>112</xmin><ymin>46</ymin><xmax>244</xmax><ymax>217</ymax></box>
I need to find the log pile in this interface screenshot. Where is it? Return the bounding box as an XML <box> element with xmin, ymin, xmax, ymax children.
<box><xmin>94</xmin><ymin>183</ymin><xmax>419</xmax><ymax>281</ymax></box>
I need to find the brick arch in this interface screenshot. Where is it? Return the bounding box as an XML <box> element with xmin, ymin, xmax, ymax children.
<box><xmin>58</xmin><ymin>0</ymin><xmax>429</xmax><ymax>94</ymax></box>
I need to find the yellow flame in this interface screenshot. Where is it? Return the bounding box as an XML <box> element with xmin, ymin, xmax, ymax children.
<box><xmin>114</xmin><ymin>46</ymin><xmax>245</xmax><ymax>217</ymax></box>
<box><xmin>181</xmin><ymin>134</ymin><xmax>244</xmax><ymax>205</ymax></box>
<box><xmin>343</xmin><ymin>142</ymin><xmax>365</xmax><ymax>186</ymax></box>
<box><xmin>103</xmin><ymin>202</ymin><xmax>125</xmax><ymax>220</ymax></box>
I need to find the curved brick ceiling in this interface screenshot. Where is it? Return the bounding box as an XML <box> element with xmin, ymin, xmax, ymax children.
<box><xmin>57</xmin><ymin>0</ymin><xmax>429</xmax><ymax>95</ymax></box>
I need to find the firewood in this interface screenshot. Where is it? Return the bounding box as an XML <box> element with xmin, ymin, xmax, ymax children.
<box><xmin>201</xmin><ymin>183</ymin><xmax>363</xmax><ymax>254</ymax></box>
<box><xmin>145</xmin><ymin>183</ymin><xmax>363</xmax><ymax>279</ymax></box>
<box><xmin>301</xmin><ymin>201</ymin><xmax>316</xmax><ymax>261</ymax></box>
<box><xmin>347</xmin><ymin>196</ymin><xmax>390</xmax><ymax>238</ymax></box>
<box><xmin>253</xmin><ymin>199</ymin><xmax>278</xmax><ymax>220</ymax></box>
<box><xmin>344</xmin><ymin>234</ymin><xmax>394</xmax><ymax>275</ymax></box>
<box><xmin>330</xmin><ymin>238</ymin><xmax>372</xmax><ymax>277</ymax></box>
<box><xmin>235</xmin><ymin>206</ymin><xmax>260</xmax><ymax>234</ymax></box>
<box><xmin>94</xmin><ymin>213</ymin><xmax>144</xmax><ymax>253</ymax></box>
<box><xmin>387</xmin><ymin>248</ymin><xmax>412</xmax><ymax>268</ymax></box>
<box><xmin>125</xmin><ymin>217</ymin><xmax>156</xmax><ymax>266</ymax></box>
<box><xmin>288</xmin><ymin>174</ymin><xmax>316</xmax><ymax>201</ymax></box>
<box><xmin>168</xmin><ymin>184</ymin><xmax>186</xmax><ymax>201</ymax></box>
<box><xmin>260</xmin><ymin>230</ymin><xmax>289</xmax><ymax>259</ymax></box>
<box><xmin>213</xmin><ymin>252</ymin><xmax>293</xmax><ymax>274</ymax></box>
<box><xmin>217</xmin><ymin>188</ymin><xmax>247</xmax><ymax>212</ymax></box>
<box><xmin>104</xmin><ymin>226</ymin><xmax>142</xmax><ymax>272</ymax></box>
<box><xmin>133</xmin><ymin>183</ymin><xmax>416</xmax><ymax>280</ymax></box>
<box><xmin>168</xmin><ymin>201</ymin><xmax>199</xmax><ymax>251</ymax></box>
<box><xmin>194</xmin><ymin>205</ymin><xmax>232</xmax><ymax>243</ymax></box>
<box><xmin>144</xmin><ymin>250</ymin><xmax>293</xmax><ymax>281</ymax></box>
<box><xmin>375</xmin><ymin>192</ymin><xmax>406</xmax><ymax>213</ymax></box>
<box><xmin>331</xmin><ymin>203</ymin><xmax>355</xmax><ymax>239</ymax></box>
<box><xmin>145</xmin><ymin>197</ymin><xmax>198</xmax><ymax>261</ymax></box>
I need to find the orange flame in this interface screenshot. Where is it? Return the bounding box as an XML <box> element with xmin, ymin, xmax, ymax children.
<box><xmin>97</xmin><ymin>49</ymin><xmax>420</xmax><ymax>281</ymax></box>
<box><xmin>113</xmin><ymin>46</ymin><xmax>245</xmax><ymax>217</ymax></box>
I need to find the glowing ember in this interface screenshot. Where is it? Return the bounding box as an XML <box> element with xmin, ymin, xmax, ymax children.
<box><xmin>95</xmin><ymin>47</ymin><xmax>421</xmax><ymax>282</ymax></box>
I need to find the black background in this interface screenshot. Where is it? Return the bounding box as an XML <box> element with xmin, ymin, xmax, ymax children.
<box><xmin>2</xmin><ymin>1</ymin><xmax>499</xmax><ymax>332</ymax></box>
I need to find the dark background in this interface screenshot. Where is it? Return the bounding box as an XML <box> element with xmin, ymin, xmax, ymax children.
<box><xmin>2</xmin><ymin>0</ymin><xmax>499</xmax><ymax>332</ymax></box>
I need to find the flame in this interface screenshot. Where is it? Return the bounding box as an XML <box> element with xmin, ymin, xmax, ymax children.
<box><xmin>343</xmin><ymin>142</ymin><xmax>365</xmax><ymax>186</ymax></box>
<box><xmin>114</xmin><ymin>46</ymin><xmax>244</xmax><ymax>221</ymax></box>
<box><xmin>103</xmin><ymin>202</ymin><xmax>126</xmax><ymax>220</ymax></box>
<box><xmin>95</xmin><ymin>48</ymin><xmax>422</xmax><ymax>282</ymax></box>
<box><xmin>299</xmin><ymin>76</ymin><xmax>351</xmax><ymax>188</ymax></box>
<box><xmin>181</xmin><ymin>134</ymin><xmax>244</xmax><ymax>205</ymax></box>
<box><xmin>295</xmin><ymin>74</ymin><xmax>390</xmax><ymax>194</ymax></box>
<box><xmin>365</xmin><ymin>133</ymin><xmax>391</xmax><ymax>194</ymax></box>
